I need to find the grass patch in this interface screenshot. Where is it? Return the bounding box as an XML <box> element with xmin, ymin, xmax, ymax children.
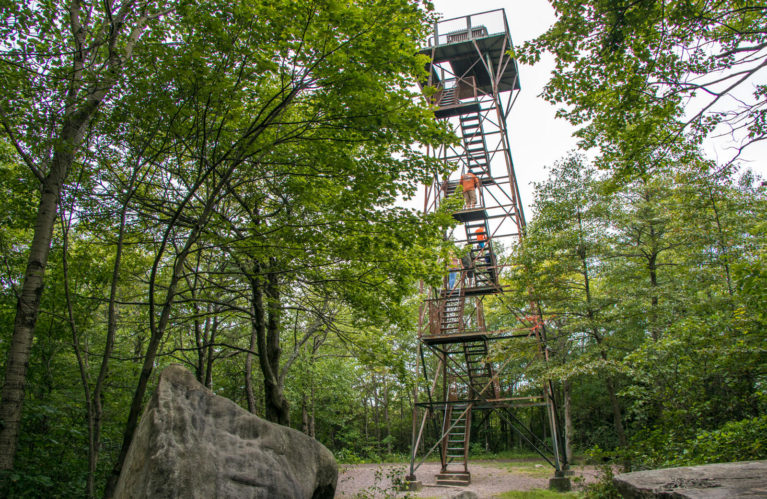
<box><xmin>493</xmin><ymin>489</ymin><xmax>581</xmax><ymax>499</ymax></box>
<box><xmin>485</xmin><ymin>460</ymin><xmax>557</xmax><ymax>479</ymax></box>
<box><xmin>469</xmin><ymin>449</ymin><xmax>546</xmax><ymax>460</ymax></box>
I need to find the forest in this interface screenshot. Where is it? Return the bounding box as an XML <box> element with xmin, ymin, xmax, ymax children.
<box><xmin>0</xmin><ymin>0</ymin><xmax>765</xmax><ymax>498</ymax></box>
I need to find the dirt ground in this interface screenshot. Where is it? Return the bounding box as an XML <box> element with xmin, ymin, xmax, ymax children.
<box><xmin>336</xmin><ymin>460</ymin><xmax>600</xmax><ymax>498</ymax></box>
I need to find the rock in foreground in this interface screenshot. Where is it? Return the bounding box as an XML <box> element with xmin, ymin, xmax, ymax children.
<box><xmin>613</xmin><ymin>460</ymin><xmax>767</xmax><ymax>498</ymax></box>
<box><xmin>114</xmin><ymin>364</ymin><xmax>337</xmax><ymax>499</ymax></box>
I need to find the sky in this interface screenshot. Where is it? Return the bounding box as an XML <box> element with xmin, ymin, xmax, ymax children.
<box><xmin>420</xmin><ymin>0</ymin><xmax>766</xmax><ymax>218</ymax></box>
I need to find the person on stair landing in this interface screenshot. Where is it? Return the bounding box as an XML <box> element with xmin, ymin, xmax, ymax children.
<box><xmin>474</xmin><ymin>227</ymin><xmax>493</xmax><ymax>275</ymax></box>
<box><xmin>460</xmin><ymin>171</ymin><xmax>480</xmax><ymax>209</ymax></box>
<box><xmin>448</xmin><ymin>254</ymin><xmax>460</xmax><ymax>289</ymax></box>
<box><xmin>475</xmin><ymin>226</ymin><xmax>487</xmax><ymax>248</ymax></box>
<box><xmin>461</xmin><ymin>248</ymin><xmax>474</xmax><ymax>287</ymax></box>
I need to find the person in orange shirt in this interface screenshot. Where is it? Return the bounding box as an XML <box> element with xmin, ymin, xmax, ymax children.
<box><xmin>460</xmin><ymin>171</ymin><xmax>480</xmax><ymax>208</ymax></box>
<box><xmin>475</xmin><ymin>226</ymin><xmax>487</xmax><ymax>248</ymax></box>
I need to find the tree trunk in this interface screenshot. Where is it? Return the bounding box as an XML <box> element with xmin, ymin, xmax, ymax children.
<box><xmin>309</xmin><ymin>366</ymin><xmax>316</xmax><ymax>438</ymax></box>
<box><xmin>563</xmin><ymin>379</ymin><xmax>573</xmax><ymax>464</ymax></box>
<box><xmin>372</xmin><ymin>378</ymin><xmax>381</xmax><ymax>450</ymax></box>
<box><xmin>90</xmin><ymin>175</ymin><xmax>135</xmax><ymax>496</ymax></box>
<box><xmin>265</xmin><ymin>259</ymin><xmax>289</xmax><ymax>425</ymax></box>
<box><xmin>104</xmin><ymin>213</ymin><xmax>212</xmax><ymax>497</ymax></box>
<box><xmin>383</xmin><ymin>375</ymin><xmax>392</xmax><ymax>455</ymax></box>
<box><xmin>648</xmin><ymin>250</ymin><xmax>660</xmax><ymax>342</ymax></box>
<box><xmin>301</xmin><ymin>395</ymin><xmax>310</xmax><ymax>435</ymax></box>
<box><xmin>204</xmin><ymin>316</ymin><xmax>218</xmax><ymax>389</ymax></box>
<box><xmin>61</xmin><ymin>215</ymin><xmax>97</xmax><ymax>498</ymax></box>
<box><xmin>245</xmin><ymin>315</ymin><xmax>258</xmax><ymax>414</ymax></box>
<box><xmin>577</xmin><ymin>212</ymin><xmax>628</xmax><ymax>452</ymax></box>
<box><xmin>605</xmin><ymin>376</ymin><xmax>627</xmax><ymax>448</ymax></box>
<box><xmin>252</xmin><ymin>259</ymin><xmax>290</xmax><ymax>426</ymax></box>
<box><xmin>0</xmin><ymin>151</ymin><xmax>70</xmax><ymax>470</ymax></box>
<box><xmin>0</xmin><ymin>3</ymin><xmax>152</xmax><ymax>470</ymax></box>
<box><xmin>708</xmin><ymin>187</ymin><xmax>734</xmax><ymax>296</ymax></box>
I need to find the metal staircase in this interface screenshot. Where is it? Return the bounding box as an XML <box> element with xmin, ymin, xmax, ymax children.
<box><xmin>440</xmin><ymin>288</ymin><xmax>465</xmax><ymax>335</ymax></box>
<box><xmin>437</xmin><ymin>399</ymin><xmax>472</xmax><ymax>485</ymax></box>
<box><xmin>459</xmin><ymin>112</ymin><xmax>491</xmax><ymax>179</ymax></box>
<box><xmin>464</xmin><ymin>340</ymin><xmax>497</xmax><ymax>400</ymax></box>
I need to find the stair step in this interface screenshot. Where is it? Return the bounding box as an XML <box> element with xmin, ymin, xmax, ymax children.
<box><xmin>437</xmin><ymin>472</ymin><xmax>471</xmax><ymax>479</ymax></box>
<box><xmin>436</xmin><ymin>478</ymin><xmax>471</xmax><ymax>486</ymax></box>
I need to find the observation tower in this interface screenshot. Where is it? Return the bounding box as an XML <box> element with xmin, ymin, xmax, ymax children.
<box><xmin>408</xmin><ymin>9</ymin><xmax>567</xmax><ymax>487</ymax></box>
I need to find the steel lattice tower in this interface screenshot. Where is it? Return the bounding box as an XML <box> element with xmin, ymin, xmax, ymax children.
<box><xmin>408</xmin><ymin>9</ymin><xmax>567</xmax><ymax>487</ymax></box>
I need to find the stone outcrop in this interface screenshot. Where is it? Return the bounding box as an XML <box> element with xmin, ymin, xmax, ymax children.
<box><xmin>113</xmin><ymin>364</ymin><xmax>337</xmax><ymax>499</ymax></box>
<box><xmin>613</xmin><ymin>460</ymin><xmax>767</xmax><ymax>498</ymax></box>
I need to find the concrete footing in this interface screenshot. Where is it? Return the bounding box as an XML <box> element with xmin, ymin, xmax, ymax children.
<box><xmin>549</xmin><ymin>470</ymin><xmax>572</xmax><ymax>492</ymax></box>
<box><xmin>401</xmin><ymin>477</ymin><xmax>422</xmax><ymax>491</ymax></box>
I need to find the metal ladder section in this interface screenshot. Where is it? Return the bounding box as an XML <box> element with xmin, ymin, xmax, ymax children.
<box><xmin>439</xmin><ymin>86</ymin><xmax>458</xmax><ymax>108</ymax></box>
<box><xmin>459</xmin><ymin>111</ymin><xmax>491</xmax><ymax>179</ymax></box>
<box><xmin>465</xmin><ymin>220</ymin><xmax>498</xmax><ymax>287</ymax></box>
<box><xmin>440</xmin><ymin>287</ymin><xmax>465</xmax><ymax>335</ymax></box>
<box><xmin>464</xmin><ymin>340</ymin><xmax>499</xmax><ymax>400</ymax></box>
<box><xmin>438</xmin><ymin>401</ymin><xmax>472</xmax><ymax>485</ymax></box>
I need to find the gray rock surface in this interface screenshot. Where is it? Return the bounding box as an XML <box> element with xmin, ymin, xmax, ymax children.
<box><xmin>113</xmin><ymin>364</ymin><xmax>337</xmax><ymax>499</ymax></box>
<box><xmin>450</xmin><ymin>492</ymin><xmax>478</xmax><ymax>499</ymax></box>
<box><xmin>613</xmin><ymin>460</ymin><xmax>767</xmax><ymax>498</ymax></box>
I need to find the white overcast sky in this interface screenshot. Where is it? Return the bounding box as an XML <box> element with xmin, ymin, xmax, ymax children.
<box><xmin>418</xmin><ymin>0</ymin><xmax>766</xmax><ymax>217</ymax></box>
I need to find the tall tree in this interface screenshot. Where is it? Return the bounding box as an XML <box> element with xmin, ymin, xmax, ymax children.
<box><xmin>518</xmin><ymin>154</ymin><xmax>629</xmax><ymax>449</ymax></box>
<box><xmin>521</xmin><ymin>0</ymin><xmax>767</xmax><ymax>171</ymax></box>
<box><xmin>96</xmin><ymin>0</ymin><xmax>454</xmax><ymax>493</ymax></box>
<box><xmin>0</xmin><ymin>0</ymin><xmax>175</xmax><ymax>471</ymax></box>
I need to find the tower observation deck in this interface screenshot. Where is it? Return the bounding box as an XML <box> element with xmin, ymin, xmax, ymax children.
<box><xmin>408</xmin><ymin>9</ymin><xmax>567</xmax><ymax>487</ymax></box>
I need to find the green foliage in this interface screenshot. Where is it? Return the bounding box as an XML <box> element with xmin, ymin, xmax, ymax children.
<box><xmin>678</xmin><ymin>415</ymin><xmax>767</xmax><ymax>465</ymax></box>
<box><xmin>344</xmin><ymin>465</ymin><xmax>411</xmax><ymax>499</ymax></box>
<box><xmin>1</xmin><ymin>0</ymin><xmax>453</xmax><ymax>494</ymax></box>
<box><xmin>520</xmin><ymin>0</ymin><xmax>767</xmax><ymax>174</ymax></box>
<box><xmin>511</xmin><ymin>150</ymin><xmax>767</xmax><ymax>467</ymax></box>
<box><xmin>625</xmin><ymin>415</ymin><xmax>767</xmax><ymax>469</ymax></box>
<box><xmin>0</xmin><ymin>400</ymin><xmax>89</xmax><ymax>498</ymax></box>
<box><xmin>1</xmin><ymin>1</ymin><xmax>765</xmax><ymax>495</ymax></box>
<box><xmin>581</xmin><ymin>465</ymin><xmax>620</xmax><ymax>499</ymax></box>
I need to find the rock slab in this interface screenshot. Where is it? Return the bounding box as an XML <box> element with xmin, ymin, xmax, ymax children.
<box><xmin>614</xmin><ymin>460</ymin><xmax>767</xmax><ymax>498</ymax></box>
<box><xmin>113</xmin><ymin>364</ymin><xmax>337</xmax><ymax>499</ymax></box>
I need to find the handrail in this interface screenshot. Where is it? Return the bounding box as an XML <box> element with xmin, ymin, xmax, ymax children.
<box><xmin>424</xmin><ymin>8</ymin><xmax>509</xmax><ymax>47</ymax></box>
<box><xmin>435</xmin><ymin>8</ymin><xmax>504</xmax><ymax>25</ymax></box>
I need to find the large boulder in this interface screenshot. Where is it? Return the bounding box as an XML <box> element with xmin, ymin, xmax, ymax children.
<box><xmin>113</xmin><ymin>364</ymin><xmax>337</xmax><ymax>499</ymax></box>
<box><xmin>613</xmin><ymin>460</ymin><xmax>767</xmax><ymax>498</ymax></box>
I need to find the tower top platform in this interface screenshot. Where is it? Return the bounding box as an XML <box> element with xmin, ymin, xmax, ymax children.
<box><xmin>418</xmin><ymin>9</ymin><xmax>520</xmax><ymax>94</ymax></box>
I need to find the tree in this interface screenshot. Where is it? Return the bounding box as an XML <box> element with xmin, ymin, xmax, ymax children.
<box><xmin>521</xmin><ymin>1</ymin><xmax>767</xmax><ymax>171</ymax></box>
<box><xmin>517</xmin><ymin>154</ymin><xmax>629</xmax><ymax>450</ymax></box>
<box><xmin>0</xmin><ymin>0</ymin><xmax>175</xmax><ymax>471</ymax></box>
<box><xmin>84</xmin><ymin>0</ymin><xmax>454</xmax><ymax>493</ymax></box>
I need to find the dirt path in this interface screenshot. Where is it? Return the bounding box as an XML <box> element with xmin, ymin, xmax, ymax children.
<box><xmin>336</xmin><ymin>460</ymin><xmax>599</xmax><ymax>498</ymax></box>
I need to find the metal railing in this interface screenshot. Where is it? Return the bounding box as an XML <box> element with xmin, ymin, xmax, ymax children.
<box><xmin>425</xmin><ymin>8</ymin><xmax>509</xmax><ymax>48</ymax></box>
